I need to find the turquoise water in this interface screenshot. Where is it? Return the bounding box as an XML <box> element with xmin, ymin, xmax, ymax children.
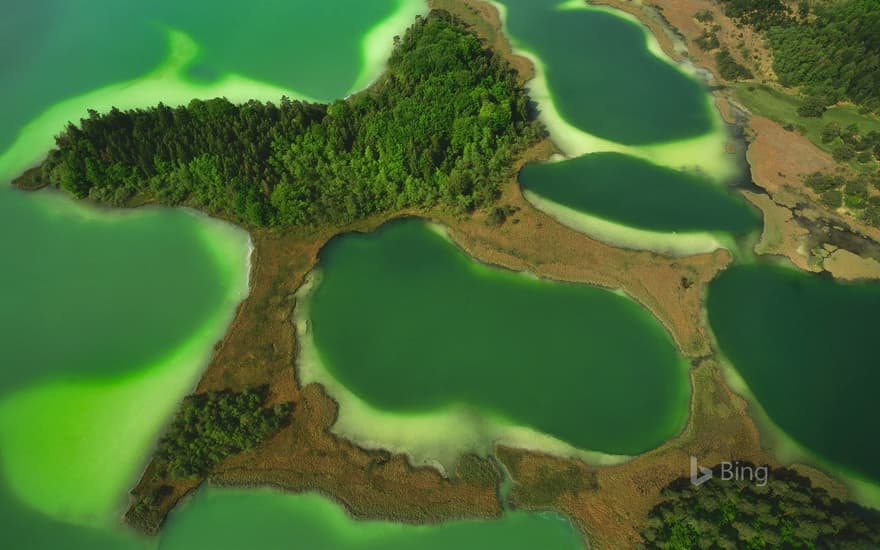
<box><xmin>519</xmin><ymin>152</ymin><xmax>759</xmax><ymax>234</ymax></box>
<box><xmin>308</xmin><ymin>220</ymin><xmax>690</xmax><ymax>456</ymax></box>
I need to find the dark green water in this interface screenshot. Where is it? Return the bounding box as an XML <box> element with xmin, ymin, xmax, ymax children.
<box><xmin>707</xmin><ymin>264</ymin><xmax>880</xmax><ymax>482</ymax></box>
<box><xmin>0</xmin><ymin>0</ymin><xmax>408</xmax><ymax>150</ymax></box>
<box><xmin>495</xmin><ymin>0</ymin><xmax>714</xmax><ymax>144</ymax></box>
<box><xmin>0</xmin><ymin>185</ymin><xmax>228</xmax><ymax>392</ymax></box>
<box><xmin>0</xmin><ymin>478</ymin><xmax>144</xmax><ymax>550</ymax></box>
<box><xmin>309</xmin><ymin>220</ymin><xmax>690</xmax><ymax>455</ymax></box>
<box><xmin>519</xmin><ymin>153</ymin><xmax>759</xmax><ymax>234</ymax></box>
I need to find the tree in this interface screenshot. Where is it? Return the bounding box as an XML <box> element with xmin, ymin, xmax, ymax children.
<box><xmin>155</xmin><ymin>386</ymin><xmax>292</xmax><ymax>478</ymax></box>
<box><xmin>833</xmin><ymin>143</ymin><xmax>856</xmax><ymax>162</ymax></box>
<box><xmin>715</xmin><ymin>49</ymin><xmax>753</xmax><ymax>80</ymax></box>
<box><xmin>821</xmin><ymin>189</ymin><xmax>843</xmax><ymax>208</ymax></box>
<box><xmin>642</xmin><ymin>465</ymin><xmax>880</xmax><ymax>549</ymax></box>
<box><xmin>821</xmin><ymin>122</ymin><xmax>841</xmax><ymax>143</ymax></box>
<box><xmin>796</xmin><ymin>95</ymin><xmax>827</xmax><ymax>118</ymax></box>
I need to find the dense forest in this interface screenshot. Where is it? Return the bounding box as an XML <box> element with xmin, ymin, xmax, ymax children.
<box><xmin>154</xmin><ymin>386</ymin><xmax>291</xmax><ymax>478</ymax></box>
<box><xmin>28</xmin><ymin>11</ymin><xmax>542</xmax><ymax>226</ymax></box>
<box><xmin>642</xmin><ymin>464</ymin><xmax>880</xmax><ymax>549</ymax></box>
<box><xmin>717</xmin><ymin>0</ymin><xmax>880</xmax><ymax>112</ymax></box>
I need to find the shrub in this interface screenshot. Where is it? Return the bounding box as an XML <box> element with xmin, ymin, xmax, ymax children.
<box><xmin>695</xmin><ymin>30</ymin><xmax>720</xmax><ymax>51</ymax></box>
<box><xmin>821</xmin><ymin>189</ymin><xmax>843</xmax><ymax>208</ymax></box>
<box><xmin>821</xmin><ymin>122</ymin><xmax>841</xmax><ymax>143</ymax></box>
<box><xmin>833</xmin><ymin>143</ymin><xmax>856</xmax><ymax>162</ymax></box>
<box><xmin>694</xmin><ymin>10</ymin><xmax>714</xmax><ymax>23</ymax></box>
<box><xmin>715</xmin><ymin>48</ymin><xmax>753</xmax><ymax>80</ymax></box>
<box><xmin>796</xmin><ymin>95</ymin><xmax>828</xmax><ymax>118</ymax></box>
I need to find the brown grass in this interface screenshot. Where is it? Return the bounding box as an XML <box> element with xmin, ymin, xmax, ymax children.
<box><xmin>126</xmin><ymin>136</ymin><xmax>729</xmax><ymax>535</ymax></box>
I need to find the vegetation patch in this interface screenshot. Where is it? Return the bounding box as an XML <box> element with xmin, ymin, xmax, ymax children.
<box><xmin>715</xmin><ymin>49</ymin><xmax>753</xmax><ymax>81</ymax></box>
<box><xmin>510</xmin><ymin>464</ymin><xmax>597</xmax><ymax>508</ymax></box>
<box><xmin>642</xmin><ymin>464</ymin><xmax>880</xmax><ymax>549</ymax></box>
<box><xmin>734</xmin><ymin>83</ymin><xmax>880</xmax><ymax>167</ymax></box>
<box><xmin>155</xmin><ymin>386</ymin><xmax>291</xmax><ymax>479</ymax></box>
<box><xmin>804</xmin><ymin>171</ymin><xmax>880</xmax><ymax>225</ymax></box>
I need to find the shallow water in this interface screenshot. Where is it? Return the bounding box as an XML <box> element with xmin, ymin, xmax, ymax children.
<box><xmin>159</xmin><ymin>488</ymin><xmax>584</xmax><ymax>550</ymax></box>
<box><xmin>0</xmin><ymin>0</ymin><xmax>422</xmax><ymax>151</ymax></box>
<box><xmin>1</xmin><ymin>1</ymin><xmax>591</xmax><ymax>546</ymax></box>
<box><xmin>0</xmin><ymin>183</ymin><xmax>252</xmax><ymax>523</ymax></box>
<box><xmin>707</xmin><ymin>264</ymin><xmax>880</xmax><ymax>484</ymax></box>
<box><xmin>0</xmin><ymin>0</ymin><xmax>418</xmax><ymax>533</ymax></box>
<box><xmin>0</xmin><ymin>479</ymin><xmax>585</xmax><ymax>550</ymax></box>
<box><xmin>307</xmin><ymin>220</ymin><xmax>690</xmax><ymax>456</ymax></box>
<box><xmin>519</xmin><ymin>152</ymin><xmax>759</xmax><ymax>235</ymax></box>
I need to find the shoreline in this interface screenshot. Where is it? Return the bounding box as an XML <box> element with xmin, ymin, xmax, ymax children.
<box><xmin>114</xmin><ymin>1</ymin><xmax>770</xmax><ymax>545</ymax></box>
<box><xmin>587</xmin><ymin>0</ymin><xmax>880</xmax><ymax>520</ymax></box>
<box><xmin>592</xmin><ymin>0</ymin><xmax>880</xmax><ymax>282</ymax></box>
<box><xmin>8</xmin><ymin>1</ymin><xmax>871</xmax><ymax>547</ymax></box>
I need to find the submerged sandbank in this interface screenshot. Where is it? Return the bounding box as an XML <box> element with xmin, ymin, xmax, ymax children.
<box><xmin>0</xmin><ymin>29</ymin><xmax>309</xmax><ymax>183</ymax></box>
<box><xmin>0</xmin><ymin>210</ymin><xmax>251</xmax><ymax>526</ymax></box>
<box><xmin>488</xmin><ymin>0</ymin><xmax>737</xmax><ymax>181</ymax></box>
<box><xmin>518</xmin><ymin>152</ymin><xmax>759</xmax><ymax>241</ymax></box>
<box><xmin>352</xmin><ymin>0</ymin><xmax>429</xmax><ymax>92</ymax></box>
<box><xmin>716</xmin><ymin>357</ymin><xmax>880</xmax><ymax>511</ymax></box>
<box><xmin>523</xmin><ymin>190</ymin><xmax>728</xmax><ymax>257</ymax></box>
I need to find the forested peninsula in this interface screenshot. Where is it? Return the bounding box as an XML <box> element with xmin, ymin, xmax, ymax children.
<box><xmin>17</xmin><ymin>11</ymin><xmax>542</xmax><ymax>226</ymax></box>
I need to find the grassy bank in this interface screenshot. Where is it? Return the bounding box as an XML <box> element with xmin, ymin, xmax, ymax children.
<box><xmin>734</xmin><ymin>83</ymin><xmax>880</xmax><ymax>169</ymax></box>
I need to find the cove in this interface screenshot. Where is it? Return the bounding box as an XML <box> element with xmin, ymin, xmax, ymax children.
<box><xmin>707</xmin><ymin>264</ymin><xmax>880</xmax><ymax>483</ymax></box>
<box><xmin>492</xmin><ymin>0</ymin><xmax>713</xmax><ymax>145</ymax></box>
<box><xmin>305</xmin><ymin>219</ymin><xmax>690</xmax><ymax>458</ymax></box>
<box><xmin>159</xmin><ymin>488</ymin><xmax>584</xmax><ymax>549</ymax></box>
<box><xmin>519</xmin><ymin>153</ymin><xmax>760</xmax><ymax>235</ymax></box>
<box><xmin>0</xmin><ymin>0</ymin><xmax>424</xmax><ymax>151</ymax></box>
<box><xmin>0</xmin><ymin>184</ymin><xmax>251</xmax><ymax>524</ymax></box>
<box><xmin>0</xmin><ymin>185</ymin><xmax>232</xmax><ymax>391</ymax></box>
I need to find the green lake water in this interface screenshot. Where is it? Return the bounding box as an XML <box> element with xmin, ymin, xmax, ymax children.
<box><xmin>0</xmin><ymin>0</ymin><xmax>418</xmax><ymax>151</ymax></box>
<box><xmin>0</xmin><ymin>479</ymin><xmax>584</xmax><ymax>550</ymax></box>
<box><xmin>159</xmin><ymin>488</ymin><xmax>583</xmax><ymax>550</ymax></box>
<box><xmin>707</xmin><ymin>264</ymin><xmax>880</xmax><ymax>483</ymax></box>
<box><xmin>1</xmin><ymin>0</ymin><xmax>590</xmax><ymax>546</ymax></box>
<box><xmin>519</xmin><ymin>152</ymin><xmax>759</xmax><ymax>235</ymax></box>
<box><xmin>3</xmin><ymin>0</ymin><xmax>879</xmax><ymax>545</ymax></box>
<box><xmin>494</xmin><ymin>0</ymin><xmax>714</xmax><ymax>145</ymax></box>
<box><xmin>308</xmin><ymin>220</ymin><xmax>690</xmax><ymax>455</ymax></box>
<box><xmin>0</xmin><ymin>186</ymin><xmax>228</xmax><ymax>392</ymax></box>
